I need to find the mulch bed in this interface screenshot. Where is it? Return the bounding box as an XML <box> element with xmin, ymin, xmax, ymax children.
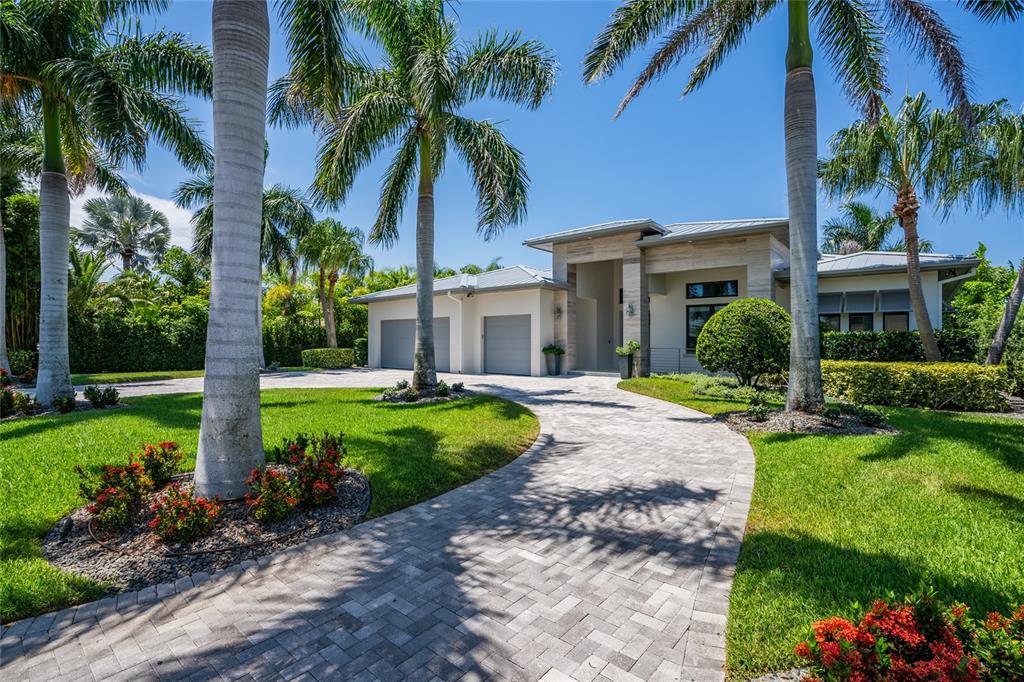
<box><xmin>717</xmin><ymin>409</ymin><xmax>899</xmax><ymax>436</ymax></box>
<box><xmin>1</xmin><ymin>401</ymin><xmax>128</xmax><ymax>422</ymax></box>
<box><xmin>42</xmin><ymin>468</ymin><xmax>371</xmax><ymax>594</ymax></box>
<box><xmin>375</xmin><ymin>389</ymin><xmax>474</xmax><ymax>405</ymax></box>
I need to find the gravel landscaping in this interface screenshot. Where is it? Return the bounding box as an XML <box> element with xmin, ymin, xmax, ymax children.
<box><xmin>718</xmin><ymin>409</ymin><xmax>899</xmax><ymax>436</ymax></box>
<box><xmin>42</xmin><ymin>469</ymin><xmax>371</xmax><ymax>594</ymax></box>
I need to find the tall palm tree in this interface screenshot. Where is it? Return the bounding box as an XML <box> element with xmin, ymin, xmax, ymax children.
<box><xmin>271</xmin><ymin>0</ymin><xmax>557</xmax><ymax>389</ymax></box>
<box><xmin>195</xmin><ymin>0</ymin><xmax>269</xmax><ymax>500</ymax></box>
<box><xmin>74</xmin><ymin>194</ymin><xmax>171</xmax><ymax>272</ymax></box>
<box><xmin>298</xmin><ymin>219</ymin><xmax>373</xmax><ymax>348</ymax></box>
<box><xmin>821</xmin><ymin>201</ymin><xmax>933</xmax><ymax>254</ymax></box>
<box><xmin>582</xmin><ymin>0</ymin><xmax>1018</xmax><ymax>410</ymax></box>
<box><xmin>818</xmin><ymin>94</ymin><xmax>1006</xmax><ymax>360</ymax></box>
<box><xmin>1</xmin><ymin>0</ymin><xmax>211</xmax><ymax>404</ymax></box>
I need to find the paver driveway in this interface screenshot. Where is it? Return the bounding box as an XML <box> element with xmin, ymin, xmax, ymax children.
<box><xmin>2</xmin><ymin>371</ymin><xmax>754</xmax><ymax>681</ymax></box>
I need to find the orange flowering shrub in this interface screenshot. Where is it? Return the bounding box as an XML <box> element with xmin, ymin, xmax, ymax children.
<box><xmin>148</xmin><ymin>484</ymin><xmax>220</xmax><ymax>543</ymax></box>
<box><xmin>275</xmin><ymin>433</ymin><xmax>347</xmax><ymax>506</ymax></box>
<box><xmin>76</xmin><ymin>462</ymin><xmax>152</xmax><ymax>530</ymax></box>
<box><xmin>245</xmin><ymin>468</ymin><xmax>299</xmax><ymax>522</ymax></box>
<box><xmin>131</xmin><ymin>441</ymin><xmax>184</xmax><ymax>488</ymax></box>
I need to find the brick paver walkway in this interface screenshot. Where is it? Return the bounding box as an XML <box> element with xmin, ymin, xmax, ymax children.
<box><xmin>2</xmin><ymin>371</ymin><xmax>754</xmax><ymax>681</ymax></box>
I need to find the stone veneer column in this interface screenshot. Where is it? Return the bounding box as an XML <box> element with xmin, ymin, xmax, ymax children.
<box><xmin>622</xmin><ymin>251</ymin><xmax>650</xmax><ymax>376</ymax></box>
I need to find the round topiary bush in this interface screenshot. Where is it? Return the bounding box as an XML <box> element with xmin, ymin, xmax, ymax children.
<box><xmin>695</xmin><ymin>298</ymin><xmax>790</xmax><ymax>386</ymax></box>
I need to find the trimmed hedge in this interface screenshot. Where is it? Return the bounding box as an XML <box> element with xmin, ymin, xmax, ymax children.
<box><xmin>301</xmin><ymin>347</ymin><xmax>354</xmax><ymax>369</ymax></box>
<box><xmin>354</xmin><ymin>338</ymin><xmax>368</xmax><ymax>367</ymax></box>
<box><xmin>821</xmin><ymin>360</ymin><xmax>1009</xmax><ymax>412</ymax></box>
<box><xmin>821</xmin><ymin>329</ymin><xmax>977</xmax><ymax>363</ymax></box>
<box><xmin>263</xmin><ymin>316</ymin><xmax>325</xmax><ymax>367</ymax></box>
<box><xmin>695</xmin><ymin>298</ymin><xmax>790</xmax><ymax>386</ymax></box>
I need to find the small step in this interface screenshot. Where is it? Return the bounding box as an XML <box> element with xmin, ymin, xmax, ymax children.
<box><xmin>567</xmin><ymin>370</ymin><xmax>621</xmax><ymax>378</ymax></box>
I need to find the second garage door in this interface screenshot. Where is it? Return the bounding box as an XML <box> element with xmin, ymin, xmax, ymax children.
<box><xmin>483</xmin><ymin>314</ymin><xmax>531</xmax><ymax>375</ymax></box>
<box><xmin>380</xmin><ymin>318</ymin><xmax>450</xmax><ymax>372</ymax></box>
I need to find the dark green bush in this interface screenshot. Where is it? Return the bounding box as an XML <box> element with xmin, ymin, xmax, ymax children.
<box><xmin>354</xmin><ymin>337</ymin><xmax>368</xmax><ymax>366</ymax></box>
<box><xmin>84</xmin><ymin>385</ymin><xmax>105</xmax><ymax>408</ymax></box>
<box><xmin>821</xmin><ymin>329</ymin><xmax>978</xmax><ymax>363</ymax></box>
<box><xmin>301</xmin><ymin>347</ymin><xmax>355</xmax><ymax>369</ymax></box>
<box><xmin>263</xmin><ymin>316</ymin><xmax>325</xmax><ymax>367</ymax></box>
<box><xmin>1005</xmin><ymin>336</ymin><xmax>1024</xmax><ymax>398</ymax></box>
<box><xmin>696</xmin><ymin>298</ymin><xmax>790</xmax><ymax>386</ymax></box>
<box><xmin>7</xmin><ymin>349</ymin><xmax>36</xmax><ymax>377</ymax></box>
<box><xmin>822</xmin><ymin>360</ymin><xmax>1009</xmax><ymax>412</ymax></box>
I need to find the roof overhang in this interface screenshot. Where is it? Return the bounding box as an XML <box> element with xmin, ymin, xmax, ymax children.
<box><xmin>773</xmin><ymin>257</ymin><xmax>981</xmax><ymax>281</ymax></box>
<box><xmin>637</xmin><ymin>219</ymin><xmax>789</xmax><ymax>247</ymax></box>
<box><xmin>349</xmin><ymin>279</ymin><xmax>568</xmax><ymax>304</ymax></box>
<box><xmin>523</xmin><ymin>219</ymin><xmax>665</xmax><ymax>252</ymax></box>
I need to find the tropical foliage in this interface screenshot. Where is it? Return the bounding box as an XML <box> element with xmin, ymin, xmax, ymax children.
<box><xmin>821</xmin><ymin>201</ymin><xmax>932</xmax><ymax>254</ymax></box>
<box><xmin>74</xmin><ymin>195</ymin><xmax>171</xmax><ymax>272</ymax></box>
<box><xmin>298</xmin><ymin>219</ymin><xmax>371</xmax><ymax>348</ymax></box>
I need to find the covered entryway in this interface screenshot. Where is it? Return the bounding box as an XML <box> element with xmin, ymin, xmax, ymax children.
<box><xmin>483</xmin><ymin>314</ymin><xmax>531</xmax><ymax>375</ymax></box>
<box><xmin>380</xmin><ymin>318</ymin><xmax>450</xmax><ymax>372</ymax></box>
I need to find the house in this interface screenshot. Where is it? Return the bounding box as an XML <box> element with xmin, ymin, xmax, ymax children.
<box><xmin>350</xmin><ymin>218</ymin><xmax>979</xmax><ymax>376</ymax></box>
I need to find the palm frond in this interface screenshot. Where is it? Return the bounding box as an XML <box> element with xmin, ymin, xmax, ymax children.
<box><xmin>100</xmin><ymin>30</ymin><xmax>212</xmax><ymax>98</ymax></box>
<box><xmin>446</xmin><ymin>114</ymin><xmax>529</xmax><ymax>239</ymax></box>
<box><xmin>370</xmin><ymin>125</ymin><xmax>419</xmax><ymax>247</ymax></box>
<box><xmin>583</xmin><ymin>0</ymin><xmax>702</xmax><ymax>83</ymax></box>
<box><xmin>684</xmin><ymin>0</ymin><xmax>777</xmax><ymax>97</ymax></box>
<box><xmin>811</xmin><ymin>0</ymin><xmax>889</xmax><ymax>123</ymax></box>
<box><xmin>883</xmin><ymin>0</ymin><xmax>974</xmax><ymax>125</ymax></box>
<box><xmin>173</xmin><ymin>174</ymin><xmax>214</xmax><ymax>209</ymax></box>
<box><xmin>456</xmin><ymin>30</ymin><xmax>558</xmax><ymax>109</ymax></box>
<box><xmin>957</xmin><ymin>0</ymin><xmax>1023</xmax><ymax>22</ymax></box>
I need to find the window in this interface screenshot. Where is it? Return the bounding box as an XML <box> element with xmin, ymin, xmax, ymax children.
<box><xmin>819</xmin><ymin>314</ymin><xmax>841</xmax><ymax>332</ymax></box>
<box><xmin>848</xmin><ymin>313</ymin><xmax>874</xmax><ymax>332</ymax></box>
<box><xmin>687</xmin><ymin>280</ymin><xmax>738</xmax><ymax>299</ymax></box>
<box><xmin>687</xmin><ymin>304</ymin><xmax>728</xmax><ymax>350</ymax></box>
<box><xmin>883</xmin><ymin>312</ymin><xmax>910</xmax><ymax>332</ymax></box>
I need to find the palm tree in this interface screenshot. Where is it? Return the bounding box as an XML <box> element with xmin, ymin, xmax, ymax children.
<box><xmin>74</xmin><ymin>194</ymin><xmax>171</xmax><ymax>272</ymax></box>
<box><xmin>821</xmin><ymin>201</ymin><xmax>933</xmax><ymax>254</ymax></box>
<box><xmin>1</xmin><ymin>1</ymin><xmax>211</xmax><ymax>404</ymax></box>
<box><xmin>271</xmin><ymin>0</ymin><xmax>557</xmax><ymax>389</ymax></box>
<box><xmin>195</xmin><ymin>0</ymin><xmax>269</xmax><ymax>500</ymax></box>
<box><xmin>298</xmin><ymin>219</ymin><xmax>373</xmax><ymax>348</ymax></box>
<box><xmin>582</xmin><ymin>0</ymin><xmax>1019</xmax><ymax>410</ymax></box>
<box><xmin>818</xmin><ymin>94</ymin><xmax>1004</xmax><ymax>360</ymax></box>
<box><xmin>361</xmin><ymin>265</ymin><xmax>416</xmax><ymax>293</ymax></box>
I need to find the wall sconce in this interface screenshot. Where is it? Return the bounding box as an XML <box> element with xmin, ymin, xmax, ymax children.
<box><xmin>554</xmin><ymin>305</ymin><xmax>562</xmax><ymax>319</ymax></box>
<box><xmin>626</xmin><ymin>303</ymin><xmax>635</xmax><ymax>317</ymax></box>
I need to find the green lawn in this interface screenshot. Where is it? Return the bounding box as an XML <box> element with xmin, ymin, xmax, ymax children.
<box><xmin>620</xmin><ymin>377</ymin><xmax>1024</xmax><ymax>680</ymax></box>
<box><xmin>0</xmin><ymin>388</ymin><xmax>539</xmax><ymax>622</ymax></box>
<box><xmin>68</xmin><ymin>367</ymin><xmax>319</xmax><ymax>385</ymax></box>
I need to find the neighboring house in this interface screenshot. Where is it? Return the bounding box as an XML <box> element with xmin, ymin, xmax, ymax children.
<box><xmin>351</xmin><ymin>218</ymin><xmax>978</xmax><ymax>376</ymax></box>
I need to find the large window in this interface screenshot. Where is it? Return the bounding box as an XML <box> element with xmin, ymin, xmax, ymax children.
<box><xmin>687</xmin><ymin>280</ymin><xmax>738</xmax><ymax>299</ymax></box>
<box><xmin>687</xmin><ymin>304</ymin><xmax>728</xmax><ymax>350</ymax></box>
<box><xmin>883</xmin><ymin>312</ymin><xmax>909</xmax><ymax>332</ymax></box>
<box><xmin>848</xmin><ymin>313</ymin><xmax>874</xmax><ymax>332</ymax></box>
<box><xmin>819</xmin><ymin>314</ymin><xmax>841</xmax><ymax>332</ymax></box>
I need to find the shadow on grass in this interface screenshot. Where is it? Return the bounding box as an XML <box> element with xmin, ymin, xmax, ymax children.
<box><xmin>947</xmin><ymin>484</ymin><xmax>1024</xmax><ymax>525</ymax></box>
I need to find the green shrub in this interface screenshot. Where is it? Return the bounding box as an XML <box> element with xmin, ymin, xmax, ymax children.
<box><xmin>83</xmin><ymin>385</ymin><xmax>104</xmax><ymax>408</ymax></box>
<box><xmin>855</xmin><ymin>405</ymin><xmax>886</xmax><ymax>427</ymax></box>
<box><xmin>263</xmin><ymin>315</ymin><xmax>325</xmax><ymax>367</ymax></box>
<box><xmin>52</xmin><ymin>394</ymin><xmax>76</xmax><ymax>413</ymax></box>
<box><xmin>820</xmin><ymin>404</ymin><xmax>842</xmax><ymax>424</ymax></box>
<box><xmin>354</xmin><ymin>337</ymin><xmax>368</xmax><ymax>366</ymax></box>
<box><xmin>821</xmin><ymin>360</ymin><xmax>1010</xmax><ymax>412</ymax></box>
<box><xmin>300</xmin><ymin>347</ymin><xmax>355</xmax><ymax>369</ymax></box>
<box><xmin>1005</xmin><ymin>336</ymin><xmax>1024</xmax><ymax>398</ymax></box>
<box><xmin>8</xmin><ymin>349</ymin><xmax>36</xmax><ymax>377</ymax></box>
<box><xmin>746</xmin><ymin>404</ymin><xmax>770</xmax><ymax>422</ymax></box>
<box><xmin>435</xmin><ymin>380</ymin><xmax>450</xmax><ymax>397</ymax></box>
<box><xmin>245</xmin><ymin>468</ymin><xmax>299</xmax><ymax>522</ymax></box>
<box><xmin>821</xmin><ymin>329</ymin><xmax>978</xmax><ymax>362</ymax></box>
<box><xmin>696</xmin><ymin>299</ymin><xmax>790</xmax><ymax>386</ymax></box>
<box><xmin>148</xmin><ymin>484</ymin><xmax>220</xmax><ymax>543</ymax></box>
<box><xmin>132</xmin><ymin>442</ymin><xmax>184</xmax><ymax>488</ymax></box>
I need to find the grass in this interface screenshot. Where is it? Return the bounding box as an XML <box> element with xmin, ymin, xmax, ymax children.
<box><xmin>619</xmin><ymin>377</ymin><xmax>1024</xmax><ymax>680</ymax></box>
<box><xmin>68</xmin><ymin>367</ymin><xmax>319</xmax><ymax>385</ymax></box>
<box><xmin>0</xmin><ymin>388</ymin><xmax>539</xmax><ymax>622</ymax></box>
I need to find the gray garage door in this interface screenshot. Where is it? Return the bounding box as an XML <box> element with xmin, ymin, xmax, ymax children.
<box><xmin>380</xmin><ymin>318</ymin><xmax>449</xmax><ymax>372</ymax></box>
<box><xmin>484</xmin><ymin>314</ymin><xmax>531</xmax><ymax>375</ymax></box>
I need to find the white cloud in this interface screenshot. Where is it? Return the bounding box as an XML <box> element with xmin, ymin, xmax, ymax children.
<box><xmin>70</xmin><ymin>187</ymin><xmax>195</xmax><ymax>249</ymax></box>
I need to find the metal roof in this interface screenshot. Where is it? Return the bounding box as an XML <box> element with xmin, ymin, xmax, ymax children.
<box><xmin>640</xmin><ymin>218</ymin><xmax>790</xmax><ymax>246</ymax></box>
<box><xmin>349</xmin><ymin>265</ymin><xmax>564</xmax><ymax>303</ymax></box>
<box><xmin>775</xmin><ymin>251</ymin><xmax>980</xmax><ymax>279</ymax></box>
<box><xmin>522</xmin><ymin>219</ymin><xmax>665</xmax><ymax>251</ymax></box>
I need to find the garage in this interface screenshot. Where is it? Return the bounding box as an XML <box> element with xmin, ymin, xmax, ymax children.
<box><xmin>380</xmin><ymin>318</ymin><xmax>450</xmax><ymax>372</ymax></box>
<box><xmin>484</xmin><ymin>314</ymin><xmax>532</xmax><ymax>375</ymax></box>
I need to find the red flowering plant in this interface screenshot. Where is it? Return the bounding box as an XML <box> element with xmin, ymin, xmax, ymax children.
<box><xmin>131</xmin><ymin>441</ymin><xmax>185</xmax><ymax>488</ymax></box>
<box><xmin>245</xmin><ymin>467</ymin><xmax>299</xmax><ymax>522</ymax></box>
<box><xmin>148</xmin><ymin>483</ymin><xmax>221</xmax><ymax>543</ymax></box>
<box><xmin>274</xmin><ymin>433</ymin><xmax>347</xmax><ymax>505</ymax></box>
<box><xmin>75</xmin><ymin>462</ymin><xmax>153</xmax><ymax>530</ymax></box>
<box><xmin>795</xmin><ymin>586</ymin><xmax>1024</xmax><ymax>681</ymax></box>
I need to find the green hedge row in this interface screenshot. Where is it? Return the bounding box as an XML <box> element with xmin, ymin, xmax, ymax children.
<box><xmin>820</xmin><ymin>329</ymin><xmax>977</xmax><ymax>363</ymax></box>
<box><xmin>301</xmin><ymin>347</ymin><xmax>354</xmax><ymax>369</ymax></box>
<box><xmin>821</xmin><ymin>360</ymin><xmax>1009</xmax><ymax>412</ymax></box>
<box><xmin>354</xmin><ymin>338</ymin><xmax>368</xmax><ymax>367</ymax></box>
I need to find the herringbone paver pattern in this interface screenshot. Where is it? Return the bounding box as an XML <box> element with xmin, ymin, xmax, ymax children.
<box><xmin>2</xmin><ymin>372</ymin><xmax>754</xmax><ymax>681</ymax></box>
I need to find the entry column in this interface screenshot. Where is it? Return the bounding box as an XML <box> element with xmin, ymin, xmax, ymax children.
<box><xmin>622</xmin><ymin>251</ymin><xmax>650</xmax><ymax>376</ymax></box>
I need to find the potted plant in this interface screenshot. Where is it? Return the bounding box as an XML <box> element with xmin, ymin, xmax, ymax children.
<box><xmin>542</xmin><ymin>344</ymin><xmax>565</xmax><ymax>375</ymax></box>
<box><xmin>616</xmin><ymin>340</ymin><xmax>640</xmax><ymax>379</ymax></box>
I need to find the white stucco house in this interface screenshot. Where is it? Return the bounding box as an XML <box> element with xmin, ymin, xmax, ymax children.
<box><xmin>350</xmin><ymin>217</ymin><xmax>979</xmax><ymax>377</ymax></box>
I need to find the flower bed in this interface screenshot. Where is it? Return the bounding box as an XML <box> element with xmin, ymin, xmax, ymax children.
<box><xmin>375</xmin><ymin>378</ymin><xmax>470</xmax><ymax>404</ymax></box>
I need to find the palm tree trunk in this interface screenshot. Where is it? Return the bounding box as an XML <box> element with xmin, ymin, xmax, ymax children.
<box><xmin>196</xmin><ymin>0</ymin><xmax>269</xmax><ymax>499</ymax></box>
<box><xmin>256</xmin><ymin>289</ymin><xmax>266</xmax><ymax>369</ymax></box>
<box><xmin>121</xmin><ymin>252</ymin><xmax>132</xmax><ymax>272</ymax></box>
<box><xmin>893</xmin><ymin>185</ymin><xmax>940</xmax><ymax>361</ymax></box>
<box><xmin>413</xmin><ymin>131</ymin><xmax>437</xmax><ymax>390</ymax></box>
<box><xmin>316</xmin><ymin>267</ymin><xmax>330</xmax><ymax>340</ymax></box>
<box><xmin>35</xmin><ymin>97</ymin><xmax>73</xmax><ymax>404</ymax></box>
<box><xmin>326</xmin><ymin>274</ymin><xmax>338</xmax><ymax>348</ymax></box>
<box><xmin>1</xmin><ymin>204</ymin><xmax>9</xmax><ymax>374</ymax></box>
<box><xmin>784</xmin><ymin>0</ymin><xmax>824</xmax><ymax>412</ymax></box>
<box><xmin>987</xmin><ymin>259</ymin><xmax>1024</xmax><ymax>365</ymax></box>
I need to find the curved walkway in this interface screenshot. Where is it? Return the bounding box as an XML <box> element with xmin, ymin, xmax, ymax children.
<box><xmin>2</xmin><ymin>371</ymin><xmax>754</xmax><ymax>682</ymax></box>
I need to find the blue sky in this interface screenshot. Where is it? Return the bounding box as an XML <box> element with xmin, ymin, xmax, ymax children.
<box><xmin>83</xmin><ymin>0</ymin><xmax>1024</xmax><ymax>272</ymax></box>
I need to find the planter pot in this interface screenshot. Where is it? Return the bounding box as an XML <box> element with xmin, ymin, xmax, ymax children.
<box><xmin>555</xmin><ymin>355</ymin><xmax>562</xmax><ymax>375</ymax></box>
<box><xmin>545</xmin><ymin>354</ymin><xmax>557</xmax><ymax>376</ymax></box>
<box><xmin>619</xmin><ymin>354</ymin><xmax>633</xmax><ymax>379</ymax></box>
